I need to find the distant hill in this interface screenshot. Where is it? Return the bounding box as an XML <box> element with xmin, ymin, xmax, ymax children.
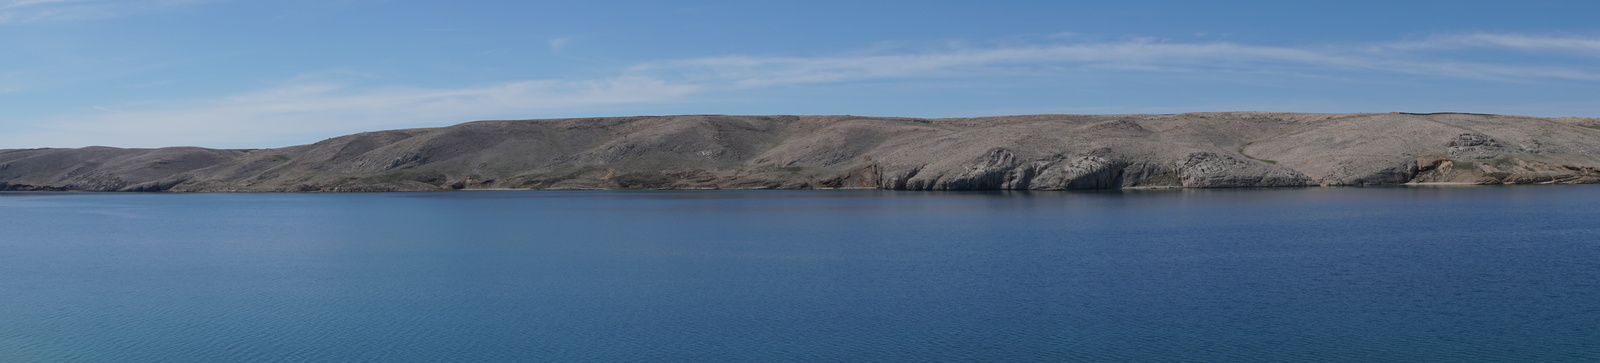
<box><xmin>6</xmin><ymin>112</ymin><xmax>1600</xmax><ymax>192</ymax></box>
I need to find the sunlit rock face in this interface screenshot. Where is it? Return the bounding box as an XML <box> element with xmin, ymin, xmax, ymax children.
<box><xmin>6</xmin><ymin>112</ymin><xmax>1600</xmax><ymax>192</ymax></box>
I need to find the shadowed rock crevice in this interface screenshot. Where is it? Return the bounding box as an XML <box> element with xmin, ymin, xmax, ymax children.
<box><xmin>6</xmin><ymin>112</ymin><xmax>1600</xmax><ymax>192</ymax></box>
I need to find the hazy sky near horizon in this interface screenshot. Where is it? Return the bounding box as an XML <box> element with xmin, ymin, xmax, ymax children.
<box><xmin>4</xmin><ymin>0</ymin><xmax>1600</xmax><ymax>148</ymax></box>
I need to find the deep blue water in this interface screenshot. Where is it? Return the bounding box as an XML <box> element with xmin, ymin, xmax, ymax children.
<box><xmin>3</xmin><ymin>186</ymin><xmax>1599</xmax><ymax>362</ymax></box>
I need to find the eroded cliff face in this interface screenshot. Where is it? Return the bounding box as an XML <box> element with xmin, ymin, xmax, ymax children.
<box><xmin>5</xmin><ymin>112</ymin><xmax>1600</xmax><ymax>192</ymax></box>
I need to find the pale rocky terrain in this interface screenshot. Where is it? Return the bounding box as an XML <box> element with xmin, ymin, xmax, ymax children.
<box><xmin>5</xmin><ymin>112</ymin><xmax>1600</xmax><ymax>192</ymax></box>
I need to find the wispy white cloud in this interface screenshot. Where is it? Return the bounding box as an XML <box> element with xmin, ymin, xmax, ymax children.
<box><xmin>5</xmin><ymin>77</ymin><xmax>698</xmax><ymax>148</ymax></box>
<box><xmin>0</xmin><ymin>0</ymin><xmax>71</xmax><ymax>11</ymax></box>
<box><xmin>10</xmin><ymin>33</ymin><xmax>1600</xmax><ymax>148</ymax></box>
<box><xmin>547</xmin><ymin>37</ymin><xmax>573</xmax><ymax>52</ymax></box>
<box><xmin>0</xmin><ymin>0</ymin><xmax>214</xmax><ymax>24</ymax></box>
<box><xmin>636</xmin><ymin>35</ymin><xmax>1600</xmax><ymax>87</ymax></box>
<box><xmin>632</xmin><ymin>40</ymin><xmax>1370</xmax><ymax>87</ymax></box>
<box><xmin>1385</xmin><ymin>33</ymin><xmax>1600</xmax><ymax>55</ymax></box>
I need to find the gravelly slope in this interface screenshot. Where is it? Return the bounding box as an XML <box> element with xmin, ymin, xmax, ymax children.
<box><xmin>5</xmin><ymin>112</ymin><xmax>1600</xmax><ymax>192</ymax></box>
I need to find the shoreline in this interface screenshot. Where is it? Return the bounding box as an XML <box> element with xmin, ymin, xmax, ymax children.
<box><xmin>7</xmin><ymin>182</ymin><xmax>1586</xmax><ymax>195</ymax></box>
<box><xmin>8</xmin><ymin>113</ymin><xmax>1600</xmax><ymax>193</ymax></box>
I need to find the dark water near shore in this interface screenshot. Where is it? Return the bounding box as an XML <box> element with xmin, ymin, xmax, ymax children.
<box><xmin>3</xmin><ymin>187</ymin><xmax>1599</xmax><ymax>362</ymax></box>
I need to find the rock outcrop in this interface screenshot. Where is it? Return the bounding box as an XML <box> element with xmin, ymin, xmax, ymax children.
<box><xmin>5</xmin><ymin>112</ymin><xmax>1600</xmax><ymax>192</ymax></box>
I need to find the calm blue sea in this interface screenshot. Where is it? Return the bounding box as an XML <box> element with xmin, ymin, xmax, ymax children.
<box><xmin>3</xmin><ymin>187</ymin><xmax>1599</xmax><ymax>362</ymax></box>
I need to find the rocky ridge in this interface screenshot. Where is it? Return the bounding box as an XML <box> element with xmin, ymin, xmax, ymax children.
<box><xmin>5</xmin><ymin>112</ymin><xmax>1600</xmax><ymax>192</ymax></box>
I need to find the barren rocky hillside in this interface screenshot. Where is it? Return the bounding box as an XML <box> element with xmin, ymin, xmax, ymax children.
<box><xmin>5</xmin><ymin>112</ymin><xmax>1600</xmax><ymax>192</ymax></box>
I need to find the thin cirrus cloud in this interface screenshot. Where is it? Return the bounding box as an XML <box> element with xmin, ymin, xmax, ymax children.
<box><xmin>633</xmin><ymin>40</ymin><xmax>1363</xmax><ymax>87</ymax></box>
<box><xmin>13</xmin><ymin>33</ymin><xmax>1600</xmax><ymax>148</ymax></box>
<box><xmin>640</xmin><ymin>34</ymin><xmax>1600</xmax><ymax>86</ymax></box>
<box><xmin>1384</xmin><ymin>33</ymin><xmax>1600</xmax><ymax>54</ymax></box>
<box><xmin>13</xmin><ymin>77</ymin><xmax>699</xmax><ymax>148</ymax></box>
<box><xmin>0</xmin><ymin>0</ymin><xmax>210</xmax><ymax>24</ymax></box>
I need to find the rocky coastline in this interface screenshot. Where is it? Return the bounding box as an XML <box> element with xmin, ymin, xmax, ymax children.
<box><xmin>5</xmin><ymin>112</ymin><xmax>1600</xmax><ymax>192</ymax></box>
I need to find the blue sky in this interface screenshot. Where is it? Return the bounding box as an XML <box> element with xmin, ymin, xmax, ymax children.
<box><xmin>4</xmin><ymin>0</ymin><xmax>1600</xmax><ymax>148</ymax></box>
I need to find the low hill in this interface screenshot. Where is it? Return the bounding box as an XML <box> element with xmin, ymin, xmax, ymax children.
<box><xmin>5</xmin><ymin>112</ymin><xmax>1600</xmax><ymax>192</ymax></box>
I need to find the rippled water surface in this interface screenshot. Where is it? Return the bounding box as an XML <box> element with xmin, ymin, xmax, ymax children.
<box><xmin>3</xmin><ymin>187</ymin><xmax>1600</xmax><ymax>362</ymax></box>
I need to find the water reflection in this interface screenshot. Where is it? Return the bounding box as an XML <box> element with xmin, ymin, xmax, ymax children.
<box><xmin>2</xmin><ymin>186</ymin><xmax>1599</xmax><ymax>361</ymax></box>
